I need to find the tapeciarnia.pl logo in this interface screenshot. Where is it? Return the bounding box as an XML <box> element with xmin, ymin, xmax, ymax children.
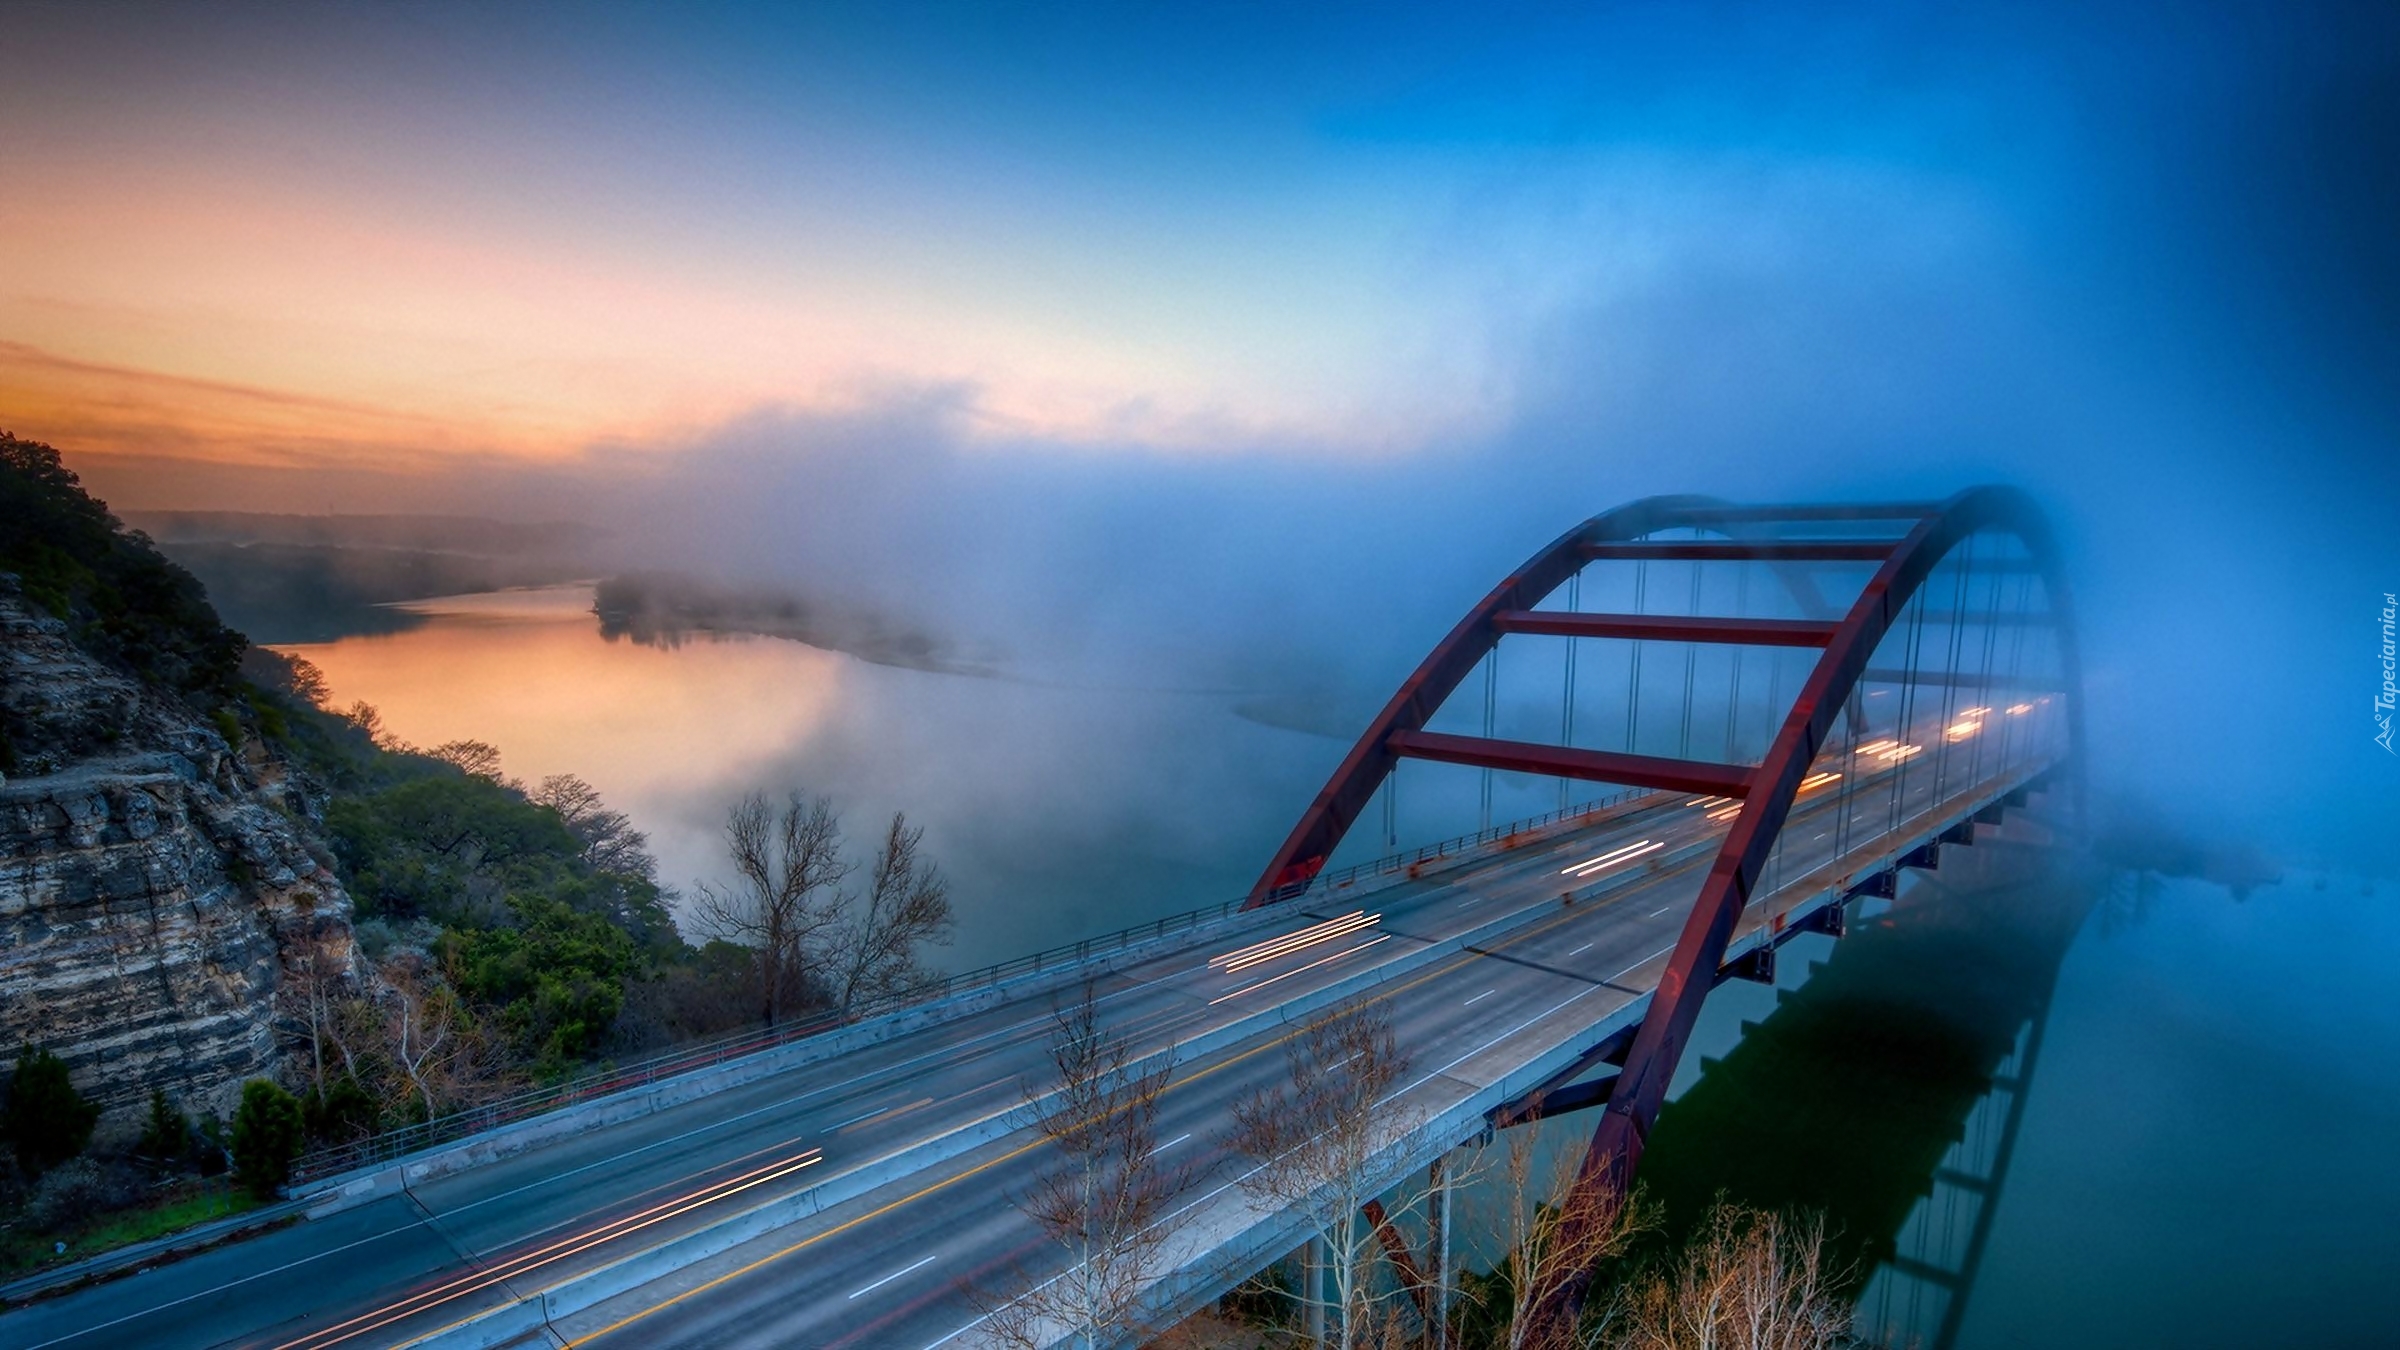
<box><xmin>2379</xmin><ymin>591</ymin><xmax>2397</xmax><ymax>754</ymax></box>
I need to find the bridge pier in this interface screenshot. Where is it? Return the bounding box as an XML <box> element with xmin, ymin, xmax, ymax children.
<box><xmin>1429</xmin><ymin>1151</ymin><xmax>1454</xmax><ymax>1350</ymax></box>
<box><xmin>1303</xmin><ymin>1232</ymin><xmax>1330</xmax><ymax>1342</ymax></box>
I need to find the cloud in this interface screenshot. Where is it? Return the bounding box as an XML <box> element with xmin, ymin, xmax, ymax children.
<box><xmin>0</xmin><ymin>340</ymin><xmax>523</xmax><ymax>474</ymax></box>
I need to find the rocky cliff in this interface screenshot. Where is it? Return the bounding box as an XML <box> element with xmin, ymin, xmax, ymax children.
<box><xmin>0</xmin><ymin>575</ymin><xmax>353</xmax><ymax>1128</ymax></box>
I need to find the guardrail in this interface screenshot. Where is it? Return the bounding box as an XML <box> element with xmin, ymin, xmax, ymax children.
<box><xmin>287</xmin><ymin>785</ymin><xmax>1665</xmax><ymax>1183</ymax></box>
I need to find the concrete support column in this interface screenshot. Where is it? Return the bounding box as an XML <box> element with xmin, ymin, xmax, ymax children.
<box><xmin>1304</xmin><ymin>1233</ymin><xmax>1330</xmax><ymax>1344</ymax></box>
<box><xmin>1430</xmin><ymin>1152</ymin><xmax>1454</xmax><ymax>1350</ymax></box>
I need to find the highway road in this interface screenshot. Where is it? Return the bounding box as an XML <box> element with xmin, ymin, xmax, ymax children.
<box><xmin>0</xmin><ymin>702</ymin><xmax>2057</xmax><ymax>1350</ymax></box>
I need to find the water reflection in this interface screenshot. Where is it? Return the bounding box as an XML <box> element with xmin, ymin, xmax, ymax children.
<box><xmin>1621</xmin><ymin>831</ymin><xmax>2091</xmax><ymax>1347</ymax></box>
<box><xmin>1951</xmin><ymin>866</ymin><xmax>2400</xmax><ymax>1348</ymax></box>
<box><xmin>1608</xmin><ymin>836</ymin><xmax>2400</xmax><ymax>1349</ymax></box>
<box><xmin>278</xmin><ymin>585</ymin><xmax>1323</xmax><ymax>967</ymax></box>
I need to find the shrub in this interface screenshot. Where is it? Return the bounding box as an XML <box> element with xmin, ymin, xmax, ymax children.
<box><xmin>230</xmin><ymin>1079</ymin><xmax>305</xmax><ymax>1198</ymax></box>
<box><xmin>22</xmin><ymin>1158</ymin><xmax>141</xmax><ymax>1233</ymax></box>
<box><xmin>303</xmin><ymin>1076</ymin><xmax>381</xmax><ymax>1146</ymax></box>
<box><xmin>3</xmin><ymin>1048</ymin><xmax>99</xmax><ymax>1175</ymax></box>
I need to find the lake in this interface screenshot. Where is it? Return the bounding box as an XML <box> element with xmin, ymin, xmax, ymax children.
<box><xmin>278</xmin><ymin>583</ymin><xmax>1334</xmax><ymax>968</ymax></box>
<box><xmin>282</xmin><ymin>584</ymin><xmax>2395</xmax><ymax>1347</ymax></box>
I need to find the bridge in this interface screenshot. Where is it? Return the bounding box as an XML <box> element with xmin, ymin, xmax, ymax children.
<box><xmin>0</xmin><ymin>488</ymin><xmax>2081</xmax><ymax>1349</ymax></box>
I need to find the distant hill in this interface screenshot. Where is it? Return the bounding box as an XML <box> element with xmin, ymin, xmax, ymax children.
<box><xmin>159</xmin><ymin>541</ymin><xmax>586</xmax><ymax>645</ymax></box>
<box><xmin>124</xmin><ymin>510</ymin><xmax>596</xmax><ymax>558</ymax></box>
<box><xmin>116</xmin><ymin>510</ymin><xmax>599</xmax><ymax>645</ymax></box>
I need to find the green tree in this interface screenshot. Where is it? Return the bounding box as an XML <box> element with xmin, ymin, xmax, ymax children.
<box><xmin>327</xmin><ymin>773</ymin><xmax>583</xmax><ymax>922</ymax></box>
<box><xmin>139</xmin><ymin>1088</ymin><xmax>190</xmax><ymax>1163</ymax></box>
<box><xmin>231</xmin><ymin>1079</ymin><xmax>306</xmax><ymax>1198</ymax></box>
<box><xmin>444</xmin><ymin>895</ymin><xmax>637</xmax><ymax>1063</ymax></box>
<box><xmin>3</xmin><ymin>1048</ymin><xmax>99</xmax><ymax>1175</ymax></box>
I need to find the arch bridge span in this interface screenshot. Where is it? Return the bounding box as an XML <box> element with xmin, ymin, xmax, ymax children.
<box><xmin>1246</xmin><ymin>485</ymin><xmax>2083</xmax><ymax>1330</ymax></box>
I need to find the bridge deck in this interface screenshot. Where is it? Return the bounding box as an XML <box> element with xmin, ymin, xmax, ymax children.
<box><xmin>0</xmin><ymin>713</ymin><xmax>2056</xmax><ymax>1350</ymax></box>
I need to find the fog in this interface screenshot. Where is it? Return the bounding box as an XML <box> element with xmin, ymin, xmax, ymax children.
<box><xmin>78</xmin><ymin>3</ymin><xmax>2398</xmax><ymax>878</ymax></box>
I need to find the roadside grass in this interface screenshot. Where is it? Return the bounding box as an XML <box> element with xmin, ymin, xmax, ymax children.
<box><xmin>1</xmin><ymin>1183</ymin><xmax>263</xmax><ymax>1281</ymax></box>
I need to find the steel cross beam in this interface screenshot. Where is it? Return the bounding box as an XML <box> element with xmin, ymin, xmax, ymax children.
<box><xmin>1654</xmin><ymin>501</ymin><xmax>1940</xmax><ymax>524</ymax></box>
<box><xmin>1244</xmin><ymin>494</ymin><xmax>1726</xmax><ymax>903</ymax></box>
<box><xmin>1579</xmin><ymin>540</ymin><xmax>1895</xmax><ymax>562</ymax></box>
<box><xmin>1384</xmin><ymin>730</ymin><xmax>1754</xmax><ymax>799</ymax></box>
<box><xmin>1489</xmin><ymin>611</ymin><xmax>1840</xmax><ymax>646</ymax></box>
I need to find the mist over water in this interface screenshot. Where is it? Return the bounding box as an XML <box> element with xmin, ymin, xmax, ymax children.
<box><xmin>280</xmin><ymin>585</ymin><xmax>1329</xmax><ymax>966</ymax></box>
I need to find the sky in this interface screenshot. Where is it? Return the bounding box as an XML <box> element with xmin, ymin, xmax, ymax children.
<box><xmin>3</xmin><ymin>0</ymin><xmax>2396</xmax><ymax>867</ymax></box>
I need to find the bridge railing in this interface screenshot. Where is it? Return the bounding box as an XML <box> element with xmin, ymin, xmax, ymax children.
<box><xmin>286</xmin><ymin>785</ymin><xmax>1660</xmax><ymax>1184</ymax></box>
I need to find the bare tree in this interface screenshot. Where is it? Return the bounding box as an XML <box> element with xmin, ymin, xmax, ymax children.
<box><xmin>1472</xmin><ymin>1118</ymin><xmax>1653</xmax><ymax>1350</ymax></box>
<box><xmin>533</xmin><ymin>772</ymin><xmax>657</xmax><ymax>880</ymax></box>
<box><xmin>691</xmin><ymin>792</ymin><xmax>849</xmax><ymax>1026</ymax></box>
<box><xmin>823</xmin><ymin>812</ymin><xmax>954</xmax><ymax>1017</ymax></box>
<box><xmin>273</xmin><ymin>928</ymin><xmax>354</xmax><ymax>1092</ymax></box>
<box><xmin>1603</xmin><ymin>1204</ymin><xmax>1849</xmax><ymax>1350</ymax></box>
<box><xmin>983</xmin><ymin>983</ymin><xmax>1194</xmax><ymax>1350</ymax></box>
<box><xmin>428</xmin><ymin>738</ymin><xmax>508</xmax><ymax>781</ymax></box>
<box><xmin>1225</xmin><ymin>998</ymin><xmax>1439</xmax><ymax>1350</ymax></box>
<box><xmin>382</xmin><ymin>955</ymin><xmax>462</xmax><ymax>1121</ymax></box>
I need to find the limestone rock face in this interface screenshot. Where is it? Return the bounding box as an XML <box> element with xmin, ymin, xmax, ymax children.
<box><xmin>0</xmin><ymin>581</ymin><xmax>353</xmax><ymax>1125</ymax></box>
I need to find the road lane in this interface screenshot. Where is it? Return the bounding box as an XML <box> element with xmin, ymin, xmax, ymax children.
<box><xmin>0</xmin><ymin>704</ymin><xmax>2056</xmax><ymax>1349</ymax></box>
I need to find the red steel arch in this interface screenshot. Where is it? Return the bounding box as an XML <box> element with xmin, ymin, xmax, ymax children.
<box><xmin>1244</xmin><ymin>494</ymin><xmax>1943</xmax><ymax>906</ymax></box>
<box><xmin>1540</xmin><ymin>485</ymin><xmax>2083</xmax><ymax>1325</ymax></box>
<box><xmin>1245</xmin><ymin>486</ymin><xmax>2083</xmax><ymax>1331</ymax></box>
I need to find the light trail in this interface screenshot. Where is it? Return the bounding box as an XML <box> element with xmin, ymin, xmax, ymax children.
<box><xmin>836</xmin><ymin>1098</ymin><xmax>933</xmax><ymax>1134</ymax></box>
<box><xmin>1206</xmin><ymin>933</ymin><xmax>1391</xmax><ymax>1005</ymax></box>
<box><xmin>267</xmin><ymin>1147</ymin><xmax>824</xmax><ymax>1350</ymax></box>
<box><xmin>1563</xmin><ymin>839</ymin><xmax>1663</xmax><ymax>876</ymax></box>
<box><xmin>1209</xmin><ymin>910</ymin><xmax>1381</xmax><ymax>973</ymax></box>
